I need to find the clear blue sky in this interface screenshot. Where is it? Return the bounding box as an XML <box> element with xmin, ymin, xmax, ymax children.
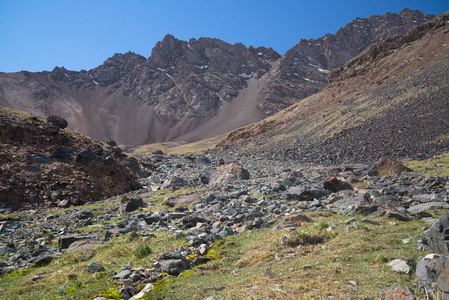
<box><xmin>0</xmin><ymin>0</ymin><xmax>447</xmax><ymax>73</ymax></box>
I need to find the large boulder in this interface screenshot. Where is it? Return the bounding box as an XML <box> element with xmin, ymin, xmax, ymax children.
<box><xmin>209</xmin><ymin>162</ymin><xmax>250</xmax><ymax>186</ymax></box>
<box><xmin>429</xmin><ymin>212</ymin><xmax>449</xmax><ymax>256</ymax></box>
<box><xmin>417</xmin><ymin>254</ymin><xmax>449</xmax><ymax>299</ymax></box>
<box><xmin>367</xmin><ymin>159</ymin><xmax>411</xmax><ymax>176</ymax></box>
<box><xmin>323</xmin><ymin>177</ymin><xmax>353</xmax><ymax>193</ymax></box>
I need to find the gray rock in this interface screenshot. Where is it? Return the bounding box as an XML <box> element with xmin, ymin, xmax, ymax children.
<box><xmin>113</xmin><ymin>270</ymin><xmax>132</xmax><ymax>281</ymax></box>
<box><xmin>380</xmin><ymin>287</ymin><xmax>416</xmax><ymax>299</ymax></box>
<box><xmin>429</xmin><ymin>212</ymin><xmax>449</xmax><ymax>255</ymax></box>
<box><xmin>84</xmin><ymin>261</ymin><xmax>106</xmax><ymax>274</ymax></box>
<box><xmin>388</xmin><ymin>259</ymin><xmax>410</xmax><ymax>273</ymax></box>
<box><xmin>360</xmin><ymin>218</ymin><xmax>379</xmax><ymax>225</ymax></box>
<box><xmin>408</xmin><ymin>202</ymin><xmax>449</xmax><ymax>214</ymax></box>
<box><xmin>160</xmin><ymin>259</ymin><xmax>188</xmax><ymax>275</ymax></box>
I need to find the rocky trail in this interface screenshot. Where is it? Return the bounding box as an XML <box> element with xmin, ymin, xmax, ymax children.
<box><xmin>2</xmin><ymin>149</ymin><xmax>449</xmax><ymax>299</ymax></box>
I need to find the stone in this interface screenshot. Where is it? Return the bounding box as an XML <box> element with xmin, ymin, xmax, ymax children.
<box><xmin>272</xmin><ymin>214</ymin><xmax>314</xmax><ymax>230</ymax></box>
<box><xmin>66</xmin><ymin>239</ymin><xmax>105</xmax><ymax>253</ymax></box>
<box><xmin>360</xmin><ymin>218</ymin><xmax>379</xmax><ymax>225</ymax></box>
<box><xmin>265</xmin><ymin>268</ymin><xmax>276</xmax><ymax>278</ymax></box>
<box><xmin>30</xmin><ymin>255</ymin><xmax>53</xmax><ymax>267</ymax></box>
<box><xmin>408</xmin><ymin>202</ymin><xmax>449</xmax><ymax>214</ymax></box>
<box><xmin>388</xmin><ymin>259</ymin><xmax>410</xmax><ymax>273</ymax></box>
<box><xmin>58</xmin><ymin>235</ymin><xmax>85</xmax><ymax>249</ymax></box>
<box><xmin>74</xmin><ymin>149</ymin><xmax>96</xmax><ymax>163</ymax></box>
<box><xmin>209</xmin><ymin>162</ymin><xmax>250</xmax><ymax>186</ymax></box>
<box><xmin>124</xmin><ymin>197</ymin><xmax>146</xmax><ymax>213</ymax></box>
<box><xmin>163</xmin><ymin>194</ymin><xmax>200</xmax><ymax>207</ymax></box>
<box><xmin>129</xmin><ymin>283</ymin><xmax>154</xmax><ymax>299</ymax></box>
<box><xmin>46</xmin><ymin>115</ymin><xmax>68</xmax><ymax>129</ymax></box>
<box><xmin>286</xmin><ymin>186</ymin><xmax>330</xmax><ymax>201</ymax></box>
<box><xmin>323</xmin><ymin>177</ymin><xmax>353</xmax><ymax>193</ymax></box>
<box><xmin>159</xmin><ymin>259</ymin><xmax>189</xmax><ymax>276</ymax></box>
<box><xmin>84</xmin><ymin>261</ymin><xmax>106</xmax><ymax>274</ymax></box>
<box><xmin>162</xmin><ymin>177</ymin><xmax>189</xmax><ymax>189</ymax></box>
<box><xmin>380</xmin><ymin>287</ymin><xmax>416</xmax><ymax>299</ymax></box>
<box><xmin>367</xmin><ymin>159</ymin><xmax>411</xmax><ymax>176</ymax></box>
<box><xmin>429</xmin><ymin>212</ymin><xmax>449</xmax><ymax>255</ymax></box>
<box><xmin>113</xmin><ymin>270</ymin><xmax>132</xmax><ymax>281</ymax></box>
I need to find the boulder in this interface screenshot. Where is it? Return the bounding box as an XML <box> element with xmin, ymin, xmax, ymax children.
<box><xmin>367</xmin><ymin>159</ymin><xmax>411</xmax><ymax>176</ymax></box>
<box><xmin>429</xmin><ymin>212</ymin><xmax>449</xmax><ymax>256</ymax></box>
<box><xmin>46</xmin><ymin>115</ymin><xmax>68</xmax><ymax>129</ymax></box>
<box><xmin>286</xmin><ymin>186</ymin><xmax>330</xmax><ymax>201</ymax></box>
<box><xmin>272</xmin><ymin>214</ymin><xmax>314</xmax><ymax>230</ymax></box>
<box><xmin>323</xmin><ymin>177</ymin><xmax>353</xmax><ymax>193</ymax></box>
<box><xmin>379</xmin><ymin>287</ymin><xmax>417</xmax><ymax>299</ymax></box>
<box><xmin>84</xmin><ymin>261</ymin><xmax>106</xmax><ymax>274</ymax></box>
<box><xmin>417</xmin><ymin>254</ymin><xmax>449</xmax><ymax>299</ymax></box>
<box><xmin>163</xmin><ymin>194</ymin><xmax>200</xmax><ymax>207</ymax></box>
<box><xmin>408</xmin><ymin>202</ymin><xmax>449</xmax><ymax>214</ymax></box>
<box><xmin>209</xmin><ymin>162</ymin><xmax>250</xmax><ymax>186</ymax></box>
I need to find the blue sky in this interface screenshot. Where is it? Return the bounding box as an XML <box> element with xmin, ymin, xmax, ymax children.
<box><xmin>0</xmin><ymin>0</ymin><xmax>447</xmax><ymax>73</ymax></box>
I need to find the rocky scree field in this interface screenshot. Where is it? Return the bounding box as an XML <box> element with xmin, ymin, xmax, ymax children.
<box><xmin>1</xmin><ymin>146</ymin><xmax>449</xmax><ymax>299</ymax></box>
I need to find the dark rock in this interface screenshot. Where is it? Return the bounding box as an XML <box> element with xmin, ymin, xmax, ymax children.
<box><xmin>286</xmin><ymin>186</ymin><xmax>330</xmax><ymax>201</ymax></box>
<box><xmin>429</xmin><ymin>212</ymin><xmax>449</xmax><ymax>256</ymax></box>
<box><xmin>367</xmin><ymin>159</ymin><xmax>412</xmax><ymax>176</ymax></box>
<box><xmin>124</xmin><ymin>197</ymin><xmax>146</xmax><ymax>212</ymax></box>
<box><xmin>74</xmin><ymin>149</ymin><xmax>96</xmax><ymax>163</ymax></box>
<box><xmin>29</xmin><ymin>255</ymin><xmax>53</xmax><ymax>267</ymax></box>
<box><xmin>323</xmin><ymin>177</ymin><xmax>353</xmax><ymax>193</ymax></box>
<box><xmin>46</xmin><ymin>115</ymin><xmax>68</xmax><ymax>129</ymax></box>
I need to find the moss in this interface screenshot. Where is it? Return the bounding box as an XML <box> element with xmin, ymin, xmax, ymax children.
<box><xmin>4</xmin><ymin>269</ymin><xmax>27</xmax><ymax>278</ymax></box>
<box><xmin>95</xmin><ymin>287</ymin><xmax>124</xmax><ymax>299</ymax></box>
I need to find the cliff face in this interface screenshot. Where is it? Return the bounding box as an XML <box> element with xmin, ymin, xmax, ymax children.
<box><xmin>0</xmin><ymin>9</ymin><xmax>433</xmax><ymax>145</ymax></box>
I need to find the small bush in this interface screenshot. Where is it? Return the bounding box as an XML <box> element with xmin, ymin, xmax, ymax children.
<box><xmin>134</xmin><ymin>244</ymin><xmax>152</xmax><ymax>258</ymax></box>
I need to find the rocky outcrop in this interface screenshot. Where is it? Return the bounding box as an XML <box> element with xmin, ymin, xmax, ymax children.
<box><xmin>0</xmin><ymin>107</ymin><xmax>148</xmax><ymax>210</ymax></box>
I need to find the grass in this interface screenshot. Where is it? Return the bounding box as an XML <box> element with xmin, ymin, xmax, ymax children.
<box><xmin>405</xmin><ymin>153</ymin><xmax>449</xmax><ymax>177</ymax></box>
<box><xmin>0</xmin><ymin>205</ymin><xmax>438</xmax><ymax>299</ymax></box>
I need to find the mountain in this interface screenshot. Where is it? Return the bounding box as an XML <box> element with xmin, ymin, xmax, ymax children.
<box><xmin>218</xmin><ymin>10</ymin><xmax>449</xmax><ymax>165</ymax></box>
<box><xmin>0</xmin><ymin>9</ymin><xmax>433</xmax><ymax>146</ymax></box>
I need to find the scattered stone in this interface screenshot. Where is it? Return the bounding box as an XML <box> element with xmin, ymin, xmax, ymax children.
<box><xmin>84</xmin><ymin>261</ymin><xmax>106</xmax><ymax>274</ymax></box>
<box><xmin>265</xmin><ymin>268</ymin><xmax>276</xmax><ymax>278</ymax></box>
<box><xmin>360</xmin><ymin>218</ymin><xmax>379</xmax><ymax>225</ymax></box>
<box><xmin>367</xmin><ymin>159</ymin><xmax>411</xmax><ymax>176</ymax></box>
<box><xmin>272</xmin><ymin>214</ymin><xmax>314</xmax><ymax>230</ymax></box>
<box><xmin>163</xmin><ymin>194</ymin><xmax>201</xmax><ymax>207</ymax></box>
<box><xmin>323</xmin><ymin>177</ymin><xmax>353</xmax><ymax>193</ymax></box>
<box><xmin>129</xmin><ymin>283</ymin><xmax>154</xmax><ymax>299</ymax></box>
<box><xmin>429</xmin><ymin>212</ymin><xmax>449</xmax><ymax>255</ymax></box>
<box><xmin>408</xmin><ymin>202</ymin><xmax>449</xmax><ymax>214</ymax></box>
<box><xmin>209</xmin><ymin>161</ymin><xmax>250</xmax><ymax>186</ymax></box>
<box><xmin>388</xmin><ymin>259</ymin><xmax>410</xmax><ymax>273</ymax></box>
<box><xmin>380</xmin><ymin>287</ymin><xmax>416</xmax><ymax>299</ymax></box>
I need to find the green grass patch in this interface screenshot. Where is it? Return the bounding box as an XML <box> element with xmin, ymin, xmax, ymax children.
<box><xmin>405</xmin><ymin>152</ymin><xmax>449</xmax><ymax>177</ymax></box>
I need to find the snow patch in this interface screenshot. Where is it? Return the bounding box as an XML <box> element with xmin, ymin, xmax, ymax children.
<box><xmin>257</xmin><ymin>52</ymin><xmax>263</xmax><ymax>56</ymax></box>
<box><xmin>157</xmin><ymin>68</ymin><xmax>166</xmax><ymax>72</ymax></box>
<box><xmin>64</xmin><ymin>73</ymin><xmax>70</xmax><ymax>78</ymax></box>
<box><xmin>89</xmin><ymin>74</ymin><xmax>98</xmax><ymax>85</ymax></box>
<box><xmin>239</xmin><ymin>72</ymin><xmax>253</xmax><ymax>79</ymax></box>
<box><xmin>193</xmin><ymin>65</ymin><xmax>208</xmax><ymax>69</ymax></box>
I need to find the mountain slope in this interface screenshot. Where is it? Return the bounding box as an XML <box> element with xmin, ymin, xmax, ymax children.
<box><xmin>0</xmin><ymin>9</ymin><xmax>432</xmax><ymax>146</ymax></box>
<box><xmin>218</xmin><ymin>10</ymin><xmax>449</xmax><ymax>164</ymax></box>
